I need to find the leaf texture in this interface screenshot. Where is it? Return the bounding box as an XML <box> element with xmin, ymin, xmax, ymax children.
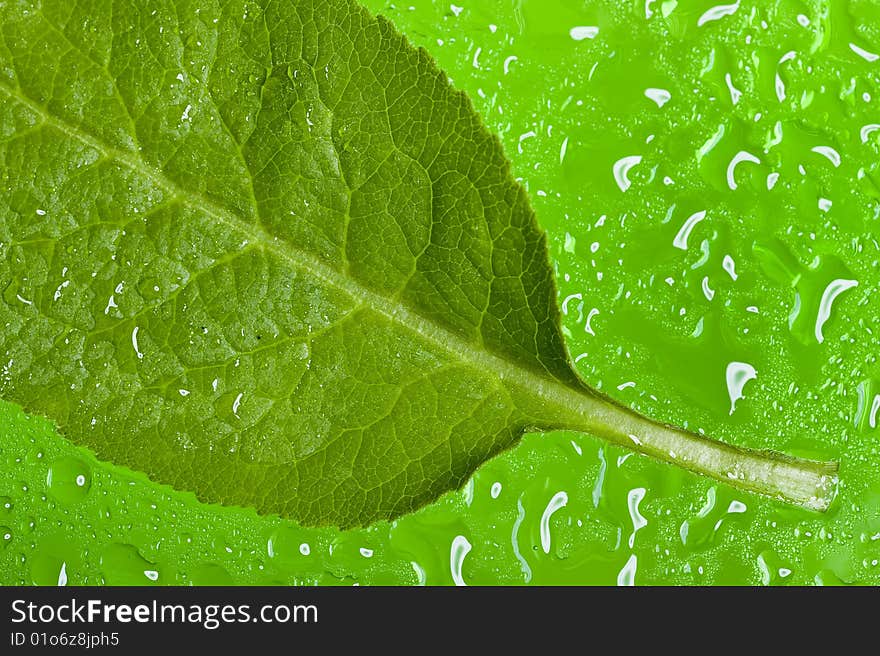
<box><xmin>0</xmin><ymin>0</ymin><xmax>836</xmax><ymax>526</ymax></box>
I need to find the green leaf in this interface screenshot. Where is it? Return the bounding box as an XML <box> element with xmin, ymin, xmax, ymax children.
<box><xmin>0</xmin><ymin>0</ymin><xmax>836</xmax><ymax>527</ymax></box>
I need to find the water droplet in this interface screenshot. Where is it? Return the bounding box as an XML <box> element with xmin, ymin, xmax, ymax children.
<box><xmin>46</xmin><ymin>456</ymin><xmax>91</xmax><ymax>504</ymax></box>
<box><xmin>726</xmin><ymin>361</ymin><xmax>757</xmax><ymax>415</ymax></box>
<box><xmin>617</xmin><ymin>554</ymin><xmax>638</xmax><ymax>586</ymax></box>
<box><xmin>627</xmin><ymin>488</ymin><xmax>648</xmax><ymax>548</ymax></box>
<box><xmin>673</xmin><ymin>210</ymin><xmax>707</xmax><ymax>250</ymax></box>
<box><xmin>100</xmin><ymin>543</ymin><xmax>161</xmax><ymax>585</ymax></box>
<box><xmin>855</xmin><ymin>379</ymin><xmax>880</xmax><ymax>432</ymax></box>
<box><xmin>613</xmin><ymin>155</ymin><xmax>642</xmax><ymax>192</ymax></box>
<box><xmin>131</xmin><ymin>326</ymin><xmax>144</xmax><ymax>359</ymax></box>
<box><xmin>0</xmin><ymin>526</ymin><xmax>12</xmax><ymax>549</ymax></box>
<box><xmin>697</xmin><ymin>3</ymin><xmax>740</xmax><ymax>28</ymax></box>
<box><xmin>450</xmin><ymin>535</ymin><xmax>472</xmax><ymax>586</ymax></box>
<box><xmin>726</xmin><ymin>151</ymin><xmax>761</xmax><ymax>190</ymax></box>
<box><xmin>850</xmin><ymin>42</ymin><xmax>879</xmax><ymax>62</ymax></box>
<box><xmin>569</xmin><ymin>26</ymin><xmax>599</xmax><ymax>41</ymax></box>
<box><xmin>539</xmin><ymin>491</ymin><xmax>568</xmax><ymax>554</ymax></box>
<box><xmin>645</xmin><ymin>88</ymin><xmax>671</xmax><ymax>107</ymax></box>
<box><xmin>814</xmin><ymin>279</ymin><xmax>858</xmax><ymax>343</ymax></box>
<box><xmin>30</xmin><ymin>552</ymin><xmax>68</xmax><ymax>586</ymax></box>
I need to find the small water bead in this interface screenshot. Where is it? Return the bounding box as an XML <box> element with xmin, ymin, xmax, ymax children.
<box><xmin>0</xmin><ymin>526</ymin><xmax>12</xmax><ymax>549</ymax></box>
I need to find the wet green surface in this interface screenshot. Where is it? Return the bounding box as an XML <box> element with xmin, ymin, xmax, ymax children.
<box><xmin>2</xmin><ymin>0</ymin><xmax>880</xmax><ymax>585</ymax></box>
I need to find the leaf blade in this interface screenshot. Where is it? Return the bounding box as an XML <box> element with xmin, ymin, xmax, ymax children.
<box><xmin>0</xmin><ymin>0</ymin><xmax>836</xmax><ymax>527</ymax></box>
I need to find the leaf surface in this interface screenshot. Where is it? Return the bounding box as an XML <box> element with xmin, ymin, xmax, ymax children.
<box><xmin>0</xmin><ymin>0</ymin><xmax>835</xmax><ymax>526</ymax></box>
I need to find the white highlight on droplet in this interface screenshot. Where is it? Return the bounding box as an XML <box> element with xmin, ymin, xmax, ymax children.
<box><xmin>818</xmin><ymin>198</ymin><xmax>832</xmax><ymax>212</ymax></box>
<box><xmin>724</xmin><ymin>73</ymin><xmax>741</xmax><ymax>105</ymax></box>
<box><xmin>673</xmin><ymin>210</ymin><xmax>707</xmax><ymax>250</ymax></box>
<box><xmin>860</xmin><ymin>124</ymin><xmax>880</xmax><ymax>143</ymax></box>
<box><xmin>815</xmin><ymin>279</ymin><xmax>858</xmax><ymax>343</ymax></box>
<box><xmin>702</xmin><ymin>276</ymin><xmax>715</xmax><ymax>301</ymax></box>
<box><xmin>299</xmin><ymin>543</ymin><xmax>310</xmax><ymax>556</ymax></box>
<box><xmin>627</xmin><ymin>487</ymin><xmax>647</xmax><ymax>549</ymax></box>
<box><xmin>570</xmin><ymin>26</ymin><xmax>599</xmax><ymax>41</ymax></box>
<box><xmin>562</xmin><ymin>292</ymin><xmax>582</xmax><ymax>315</ymax></box>
<box><xmin>359</xmin><ymin>547</ymin><xmax>373</xmax><ymax>558</ymax></box>
<box><xmin>871</xmin><ymin>395</ymin><xmax>880</xmax><ymax>430</ymax></box>
<box><xmin>722</xmin><ymin>254</ymin><xmax>738</xmax><ymax>280</ymax></box>
<box><xmin>232</xmin><ymin>392</ymin><xmax>243</xmax><ymax>417</ymax></box>
<box><xmin>766</xmin><ymin>172</ymin><xmax>780</xmax><ymax>189</ymax></box>
<box><xmin>645</xmin><ymin>88</ymin><xmax>671</xmax><ymax>107</ymax></box>
<box><xmin>411</xmin><ymin>561</ymin><xmax>426</xmax><ymax>585</ymax></box>
<box><xmin>850</xmin><ymin>43</ymin><xmax>880</xmax><ymax>62</ymax></box>
<box><xmin>53</xmin><ymin>279</ymin><xmax>70</xmax><ymax>301</ymax></box>
<box><xmin>775</xmin><ymin>51</ymin><xmax>796</xmax><ymax>102</ymax></box>
<box><xmin>811</xmin><ymin>145</ymin><xmax>841</xmax><ymax>167</ymax></box>
<box><xmin>511</xmin><ymin>498</ymin><xmax>532</xmax><ymax>583</ymax></box>
<box><xmin>540</xmin><ymin>491</ymin><xmax>568</xmax><ymax>554</ymax></box>
<box><xmin>727</xmin><ymin>500</ymin><xmax>747</xmax><ymax>514</ymax></box>
<box><xmin>144</xmin><ymin>570</ymin><xmax>159</xmax><ymax>581</ymax></box>
<box><xmin>697</xmin><ymin>2</ymin><xmax>740</xmax><ymax>27</ymax></box>
<box><xmin>490</xmin><ymin>482</ymin><xmax>502</xmax><ymax>499</ymax></box>
<box><xmin>58</xmin><ymin>562</ymin><xmax>68</xmax><ymax>587</ymax></box>
<box><xmin>503</xmin><ymin>55</ymin><xmax>518</xmax><ymax>75</ymax></box>
<box><xmin>617</xmin><ymin>554</ymin><xmax>638</xmax><ymax>586</ymax></box>
<box><xmin>584</xmin><ymin>308</ymin><xmax>599</xmax><ymax>335</ymax></box>
<box><xmin>131</xmin><ymin>326</ymin><xmax>144</xmax><ymax>359</ymax></box>
<box><xmin>775</xmin><ymin>73</ymin><xmax>786</xmax><ymax>102</ymax></box>
<box><xmin>450</xmin><ymin>535</ymin><xmax>472</xmax><ymax>586</ymax></box>
<box><xmin>726</xmin><ymin>151</ymin><xmax>761</xmax><ymax>190</ymax></box>
<box><xmin>726</xmin><ymin>361</ymin><xmax>757</xmax><ymax>415</ymax></box>
<box><xmin>613</xmin><ymin>155</ymin><xmax>642</xmax><ymax>192</ymax></box>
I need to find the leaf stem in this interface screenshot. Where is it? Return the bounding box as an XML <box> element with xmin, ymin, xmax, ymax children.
<box><xmin>521</xmin><ymin>385</ymin><xmax>839</xmax><ymax>511</ymax></box>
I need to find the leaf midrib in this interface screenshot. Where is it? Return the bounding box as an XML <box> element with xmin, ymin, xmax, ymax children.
<box><xmin>0</xmin><ymin>80</ymin><xmax>591</xmax><ymax>422</ymax></box>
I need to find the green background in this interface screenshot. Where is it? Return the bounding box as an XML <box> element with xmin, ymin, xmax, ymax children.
<box><xmin>2</xmin><ymin>0</ymin><xmax>880</xmax><ymax>585</ymax></box>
